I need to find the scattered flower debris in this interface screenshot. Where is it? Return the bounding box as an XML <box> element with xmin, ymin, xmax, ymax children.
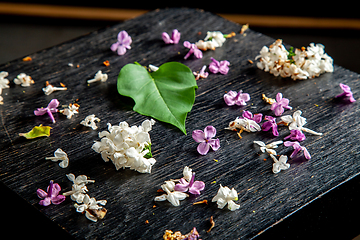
<box><xmin>45</xmin><ymin>148</ymin><xmax>69</xmax><ymax>168</ymax></box>
<box><xmin>19</xmin><ymin>124</ymin><xmax>52</xmax><ymax>139</ymax></box>
<box><xmin>37</xmin><ymin>180</ymin><xmax>66</xmax><ymax>206</ymax></box>
<box><xmin>284</xmin><ymin>141</ymin><xmax>311</xmax><ymax>160</ymax></box>
<box><xmin>240</xmin><ymin>24</ymin><xmax>249</xmax><ymax>34</ymax></box>
<box><xmin>262</xmin><ymin>115</ymin><xmax>279</xmax><ymax>136</ymax></box>
<box><xmin>335</xmin><ymin>83</ymin><xmax>356</xmax><ymax>102</ymax></box>
<box><xmin>212</xmin><ymin>184</ymin><xmax>240</xmax><ymax>211</ymax></box>
<box><xmin>193</xmin><ymin>199</ymin><xmax>208</xmax><ymax>205</ymax></box>
<box><xmin>74</xmin><ymin>194</ymin><xmax>107</xmax><ymax>222</ymax></box>
<box><xmin>103</xmin><ymin>60</ymin><xmax>110</xmax><ymax>67</ymax></box>
<box><xmin>80</xmin><ymin>114</ymin><xmax>100</xmax><ymax>130</ymax></box>
<box><xmin>87</xmin><ymin>70</ymin><xmax>108</xmax><ymax>84</ymax></box>
<box><xmin>0</xmin><ymin>71</ymin><xmax>10</xmax><ymax>94</ymax></box>
<box><xmin>193</xmin><ymin>65</ymin><xmax>209</xmax><ymax>80</ymax></box>
<box><xmin>253</xmin><ymin>140</ymin><xmax>283</xmax><ymax>155</ymax></box>
<box><xmin>42</xmin><ymin>81</ymin><xmax>67</xmax><ymax>95</ymax></box>
<box><xmin>22</xmin><ymin>56</ymin><xmax>32</xmax><ymax>61</ymax></box>
<box><xmin>195</xmin><ymin>31</ymin><xmax>226</xmax><ymax>51</ymax></box>
<box><xmin>262</xmin><ymin>94</ymin><xmax>276</xmax><ymax>105</ymax></box>
<box><xmin>154</xmin><ymin>180</ymin><xmax>189</xmax><ymax>206</ymax></box>
<box><xmin>13</xmin><ymin>73</ymin><xmax>34</xmax><ymax>87</ymax></box>
<box><xmin>34</xmin><ymin>99</ymin><xmax>59</xmax><ymax>123</ymax></box>
<box><xmin>284</xmin><ymin>129</ymin><xmax>306</xmax><ymax>142</ymax></box>
<box><xmin>63</xmin><ymin>173</ymin><xmax>95</xmax><ymax>203</ymax></box>
<box><xmin>280</xmin><ymin>110</ymin><xmax>322</xmax><ymax>135</ymax></box>
<box><xmin>60</xmin><ymin>103</ymin><xmax>79</xmax><ymax>119</ymax></box>
<box><xmin>207</xmin><ymin>216</ymin><xmax>215</xmax><ymax>232</ymax></box>
<box><xmin>163</xmin><ymin>227</ymin><xmax>201</xmax><ymax>240</ymax></box>
<box><xmin>226</xmin><ymin>116</ymin><xmax>261</xmax><ymax>139</ymax></box>
<box><xmin>162</xmin><ymin>29</ymin><xmax>181</xmax><ymax>44</ymax></box>
<box><xmin>183</xmin><ymin>41</ymin><xmax>203</xmax><ymax>59</ymax></box>
<box><xmin>270</xmin><ymin>154</ymin><xmax>290</xmax><ymax>174</ymax></box>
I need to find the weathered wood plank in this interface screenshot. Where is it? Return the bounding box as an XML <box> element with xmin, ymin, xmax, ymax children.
<box><xmin>0</xmin><ymin>8</ymin><xmax>359</xmax><ymax>239</ymax></box>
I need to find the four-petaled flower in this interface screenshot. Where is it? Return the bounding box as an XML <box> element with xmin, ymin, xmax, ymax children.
<box><xmin>110</xmin><ymin>30</ymin><xmax>132</xmax><ymax>55</ymax></box>
<box><xmin>209</xmin><ymin>57</ymin><xmax>230</xmax><ymax>74</ymax></box>
<box><xmin>162</xmin><ymin>29</ymin><xmax>181</xmax><ymax>44</ymax></box>
<box><xmin>80</xmin><ymin>114</ymin><xmax>100</xmax><ymax>130</ymax></box>
<box><xmin>74</xmin><ymin>194</ymin><xmax>107</xmax><ymax>222</ymax></box>
<box><xmin>192</xmin><ymin>126</ymin><xmax>220</xmax><ymax>155</ymax></box>
<box><xmin>284</xmin><ymin>129</ymin><xmax>306</xmax><ymax>142</ymax></box>
<box><xmin>193</xmin><ymin>65</ymin><xmax>209</xmax><ymax>80</ymax></box>
<box><xmin>253</xmin><ymin>140</ymin><xmax>283</xmax><ymax>155</ymax></box>
<box><xmin>34</xmin><ymin>99</ymin><xmax>59</xmax><ymax>123</ymax></box>
<box><xmin>284</xmin><ymin>141</ymin><xmax>311</xmax><ymax>160</ymax></box>
<box><xmin>45</xmin><ymin>148</ymin><xmax>69</xmax><ymax>168</ymax></box>
<box><xmin>154</xmin><ymin>181</ymin><xmax>189</xmax><ymax>207</ymax></box>
<box><xmin>262</xmin><ymin>115</ymin><xmax>279</xmax><ymax>136</ymax></box>
<box><xmin>271</xmin><ymin>92</ymin><xmax>292</xmax><ymax>116</ymax></box>
<box><xmin>280</xmin><ymin>110</ymin><xmax>322</xmax><ymax>135</ymax></box>
<box><xmin>335</xmin><ymin>83</ymin><xmax>356</xmax><ymax>102</ymax></box>
<box><xmin>212</xmin><ymin>184</ymin><xmax>240</xmax><ymax>211</ymax></box>
<box><xmin>183</xmin><ymin>41</ymin><xmax>203</xmax><ymax>59</ymax></box>
<box><xmin>224</xmin><ymin>90</ymin><xmax>250</xmax><ymax>106</ymax></box>
<box><xmin>174</xmin><ymin>172</ymin><xmax>205</xmax><ymax>195</ymax></box>
<box><xmin>270</xmin><ymin>154</ymin><xmax>290</xmax><ymax>174</ymax></box>
<box><xmin>37</xmin><ymin>180</ymin><xmax>66</xmax><ymax>206</ymax></box>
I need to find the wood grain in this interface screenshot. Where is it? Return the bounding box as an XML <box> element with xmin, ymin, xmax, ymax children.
<box><xmin>0</xmin><ymin>8</ymin><xmax>359</xmax><ymax>239</ymax></box>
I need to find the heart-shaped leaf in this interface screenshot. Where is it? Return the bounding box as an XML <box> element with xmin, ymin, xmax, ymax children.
<box><xmin>117</xmin><ymin>62</ymin><xmax>197</xmax><ymax>134</ymax></box>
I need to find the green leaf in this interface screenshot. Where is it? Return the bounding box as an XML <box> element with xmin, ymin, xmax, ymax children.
<box><xmin>19</xmin><ymin>124</ymin><xmax>52</xmax><ymax>139</ymax></box>
<box><xmin>143</xmin><ymin>143</ymin><xmax>152</xmax><ymax>159</ymax></box>
<box><xmin>117</xmin><ymin>62</ymin><xmax>198</xmax><ymax>134</ymax></box>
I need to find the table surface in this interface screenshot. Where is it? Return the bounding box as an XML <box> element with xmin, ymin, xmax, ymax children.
<box><xmin>1</xmin><ymin>8</ymin><xmax>360</xmax><ymax>239</ymax></box>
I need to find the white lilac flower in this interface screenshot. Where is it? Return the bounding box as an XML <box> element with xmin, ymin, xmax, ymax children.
<box><xmin>195</xmin><ymin>31</ymin><xmax>226</xmax><ymax>51</ymax></box>
<box><xmin>212</xmin><ymin>184</ymin><xmax>240</xmax><ymax>211</ymax></box>
<box><xmin>60</xmin><ymin>103</ymin><xmax>80</xmax><ymax>119</ymax></box>
<box><xmin>0</xmin><ymin>71</ymin><xmax>10</xmax><ymax>94</ymax></box>
<box><xmin>13</xmin><ymin>73</ymin><xmax>34</xmax><ymax>87</ymax></box>
<box><xmin>255</xmin><ymin>39</ymin><xmax>333</xmax><ymax>80</ymax></box>
<box><xmin>253</xmin><ymin>140</ymin><xmax>283</xmax><ymax>155</ymax></box>
<box><xmin>63</xmin><ymin>173</ymin><xmax>95</xmax><ymax>203</ymax></box>
<box><xmin>87</xmin><ymin>70</ymin><xmax>108</xmax><ymax>84</ymax></box>
<box><xmin>280</xmin><ymin>110</ymin><xmax>322</xmax><ymax>135</ymax></box>
<box><xmin>91</xmin><ymin>119</ymin><xmax>156</xmax><ymax>173</ymax></box>
<box><xmin>226</xmin><ymin>117</ymin><xmax>261</xmax><ymax>139</ymax></box>
<box><xmin>74</xmin><ymin>194</ymin><xmax>107</xmax><ymax>222</ymax></box>
<box><xmin>182</xmin><ymin>166</ymin><xmax>193</xmax><ymax>182</ymax></box>
<box><xmin>42</xmin><ymin>82</ymin><xmax>67</xmax><ymax>95</ymax></box>
<box><xmin>80</xmin><ymin>114</ymin><xmax>100</xmax><ymax>130</ymax></box>
<box><xmin>148</xmin><ymin>64</ymin><xmax>159</xmax><ymax>72</ymax></box>
<box><xmin>270</xmin><ymin>154</ymin><xmax>290</xmax><ymax>174</ymax></box>
<box><xmin>45</xmin><ymin>148</ymin><xmax>69</xmax><ymax>168</ymax></box>
<box><xmin>154</xmin><ymin>181</ymin><xmax>189</xmax><ymax>207</ymax></box>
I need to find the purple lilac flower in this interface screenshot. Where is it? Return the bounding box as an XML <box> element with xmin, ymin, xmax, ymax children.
<box><xmin>284</xmin><ymin>129</ymin><xmax>306</xmax><ymax>142</ymax></box>
<box><xmin>183</xmin><ymin>41</ymin><xmax>203</xmax><ymax>59</ymax></box>
<box><xmin>224</xmin><ymin>90</ymin><xmax>250</xmax><ymax>106</ymax></box>
<box><xmin>174</xmin><ymin>173</ymin><xmax>205</xmax><ymax>195</ymax></box>
<box><xmin>209</xmin><ymin>57</ymin><xmax>230</xmax><ymax>74</ymax></box>
<box><xmin>284</xmin><ymin>141</ymin><xmax>311</xmax><ymax>160</ymax></box>
<box><xmin>162</xmin><ymin>29</ymin><xmax>181</xmax><ymax>44</ymax></box>
<box><xmin>184</xmin><ymin>227</ymin><xmax>201</xmax><ymax>240</ymax></box>
<box><xmin>335</xmin><ymin>83</ymin><xmax>356</xmax><ymax>102</ymax></box>
<box><xmin>271</xmin><ymin>92</ymin><xmax>292</xmax><ymax>116</ymax></box>
<box><xmin>34</xmin><ymin>99</ymin><xmax>59</xmax><ymax>123</ymax></box>
<box><xmin>192</xmin><ymin>126</ymin><xmax>220</xmax><ymax>155</ymax></box>
<box><xmin>110</xmin><ymin>30</ymin><xmax>132</xmax><ymax>55</ymax></box>
<box><xmin>37</xmin><ymin>180</ymin><xmax>66</xmax><ymax>206</ymax></box>
<box><xmin>242</xmin><ymin>110</ymin><xmax>262</xmax><ymax>123</ymax></box>
<box><xmin>262</xmin><ymin>115</ymin><xmax>279</xmax><ymax>136</ymax></box>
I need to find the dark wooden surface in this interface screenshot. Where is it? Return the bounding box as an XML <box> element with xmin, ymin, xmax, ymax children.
<box><xmin>0</xmin><ymin>8</ymin><xmax>359</xmax><ymax>239</ymax></box>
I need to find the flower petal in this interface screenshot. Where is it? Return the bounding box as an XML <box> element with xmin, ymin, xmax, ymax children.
<box><xmin>197</xmin><ymin>142</ymin><xmax>210</xmax><ymax>155</ymax></box>
<box><xmin>208</xmin><ymin>138</ymin><xmax>220</xmax><ymax>151</ymax></box>
<box><xmin>204</xmin><ymin>125</ymin><xmax>216</xmax><ymax>139</ymax></box>
<box><xmin>47</xmin><ymin>99</ymin><xmax>59</xmax><ymax>111</ymax></box>
<box><xmin>51</xmin><ymin>195</ymin><xmax>66</xmax><ymax>205</ymax></box>
<box><xmin>192</xmin><ymin>130</ymin><xmax>205</xmax><ymax>143</ymax></box>
<box><xmin>189</xmin><ymin>181</ymin><xmax>205</xmax><ymax>195</ymax></box>
<box><xmin>37</xmin><ymin>188</ymin><xmax>48</xmax><ymax>199</ymax></box>
<box><xmin>162</xmin><ymin>32</ymin><xmax>171</xmax><ymax>44</ymax></box>
<box><xmin>39</xmin><ymin>197</ymin><xmax>51</xmax><ymax>206</ymax></box>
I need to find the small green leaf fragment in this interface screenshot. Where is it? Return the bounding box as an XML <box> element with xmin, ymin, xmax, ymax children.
<box><xmin>19</xmin><ymin>124</ymin><xmax>52</xmax><ymax>139</ymax></box>
<box><xmin>143</xmin><ymin>143</ymin><xmax>152</xmax><ymax>159</ymax></box>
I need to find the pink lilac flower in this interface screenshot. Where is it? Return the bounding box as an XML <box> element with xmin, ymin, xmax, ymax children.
<box><xmin>183</xmin><ymin>41</ymin><xmax>203</xmax><ymax>59</ymax></box>
<box><xmin>193</xmin><ymin>65</ymin><xmax>209</xmax><ymax>80</ymax></box>
<box><xmin>262</xmin><ymin>115</ymin><xmax>279</xmax><ymax>136</ymax></box>
<box><xmin>37</xmin><ymin>180</ymin><xmax>66</xmax><ymax>206</ymax></box>
<box><xmin>110</xmin><ymin>30</ymin><xmax>132</xmax><ymax>55</ymax></box>
<box><xmin>34</xmin><ymin>99</ymin><xmax>59</xmax><ymax>123</ymax></box>
<box><xmin>284</xmin><ymin>141</ymin><xmax>311</xmax><ymax>160</ymax></box>
<box><xmin>162</xmin><ymin>29</ymin><xmax>181</xmax><ymax>44</ymax></box>
<box><xmin>224</xmin><ymin>90</ymin><xmax>250</xmax><ymax>106</ymax></box>
<box><xmin>335</xmin><ymin>83</ymin><xmax>356</xmax><ymax>102</ymax></box>
<box><xmin>242</xmin><ymin>110</ymin><xmax>262</xmax><ymax>123</ymax></box>
<box><xmin>271</xmin><ymin>92</ymin><xmax>292</xmax><ymax>116</ymax></box>
<box><xmin>284</xmin><ymin>129</ymin><xmax>306</xmax><ymax>142</ymax></box>
<box><xmin>174</xmin><ymin>173</ymin><xmax>205</xmax><ymax>195</ymax></box>
<box><xmin>192</xmin><ymin>126</ymin><xmax>220</xmax><ymax>155</ymax></box>
<box><xmin>209</xmin><ymin>57</ymin><xmax>230</xmax><ymax>74</ymax></box>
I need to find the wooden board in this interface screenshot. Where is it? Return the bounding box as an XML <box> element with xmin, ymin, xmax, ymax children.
<box><xmin>0</xmin><ymin>8</ymin><xmax>359</xmax><ymax>239</ymax></box>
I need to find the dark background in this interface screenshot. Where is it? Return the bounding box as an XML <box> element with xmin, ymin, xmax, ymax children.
<box><xmin>1</xmin><ymin>3</ymin><xmax>360</xmax><ymax>239</ymax></box>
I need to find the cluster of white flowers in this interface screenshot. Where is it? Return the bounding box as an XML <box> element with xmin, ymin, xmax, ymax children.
<box><xmin>255</xmin><ymin>39</ymin><xmax>333</xmax><ymax>80</ymax></box>
<box><xmin>195</xmin><ymin>31</ymin><xmax>226</xmax><ymax>51</ymax></box>
<box><xmin>92</xmin><ymin>119</ymin><xmax>156</xmax><ymax>173</ymax></box>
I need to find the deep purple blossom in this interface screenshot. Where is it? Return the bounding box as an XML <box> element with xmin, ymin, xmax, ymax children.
<box><xmin>34</xmin><ymin>99</ymin><xmax>59</xmax><ymax>123</ymax></box>
<box><xmin>242</xmin><ymin>110</ymin><xmax>262</xmax><ymax>123</ymax></box>
<box><xmin>224</xmin><ymin>90</ymin><xmax>250</xmax><ymax>106</ymax></box>
<box><xmin>262</xmin><ymin>115</ymin><xmax>279</xmax><ymax>136</ymax></box>
<box><xmin>37</xmin><ymin>180</ymin><xmax>66</xmax><ymax>206</ymax></box>
<box><xmin>284</xmin><ymin>129</ymin><xmax>306</xmax><ymax>142</ymax></box>
<box><xmin>192</xmin><ymin>126</ymin><xmax>220</xmax><ymax>155</ymax></box>
<box><xmin>209</xmin><ymin>57</ymin><xmax>230</xmax><ymax>74</ymax></box>
<box><xmin>183</xmin><ymin>41</ymin><xmax>203</xmax><ymax>59</ymax></box>
<box><xmin>271</xmin><ymin>92</ymin><xmax>292</xmax><ymax>116</ymax></box>
<box><xmin>284</xmin><ymin>141</ymin><xmax>311</xmax><ymax>160</ymax></box>
<box><xmin>335</xmin><ymin>83</ymin><xmax>356</xmax><ymax>102</ymax></box>
<box><xmin>110</xmin><ymin>30</ymin><xmax>132</xmax><ymax>55</ymax></box>
<box><xmin>162</xmin><ymin>29</ymin><xmax>181</xmax><ymax>44</ymax></box>
<box><xmin>174</xmin><ymin>173</ymin><xmax>205</xmax><ymax>195</ymax></box>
